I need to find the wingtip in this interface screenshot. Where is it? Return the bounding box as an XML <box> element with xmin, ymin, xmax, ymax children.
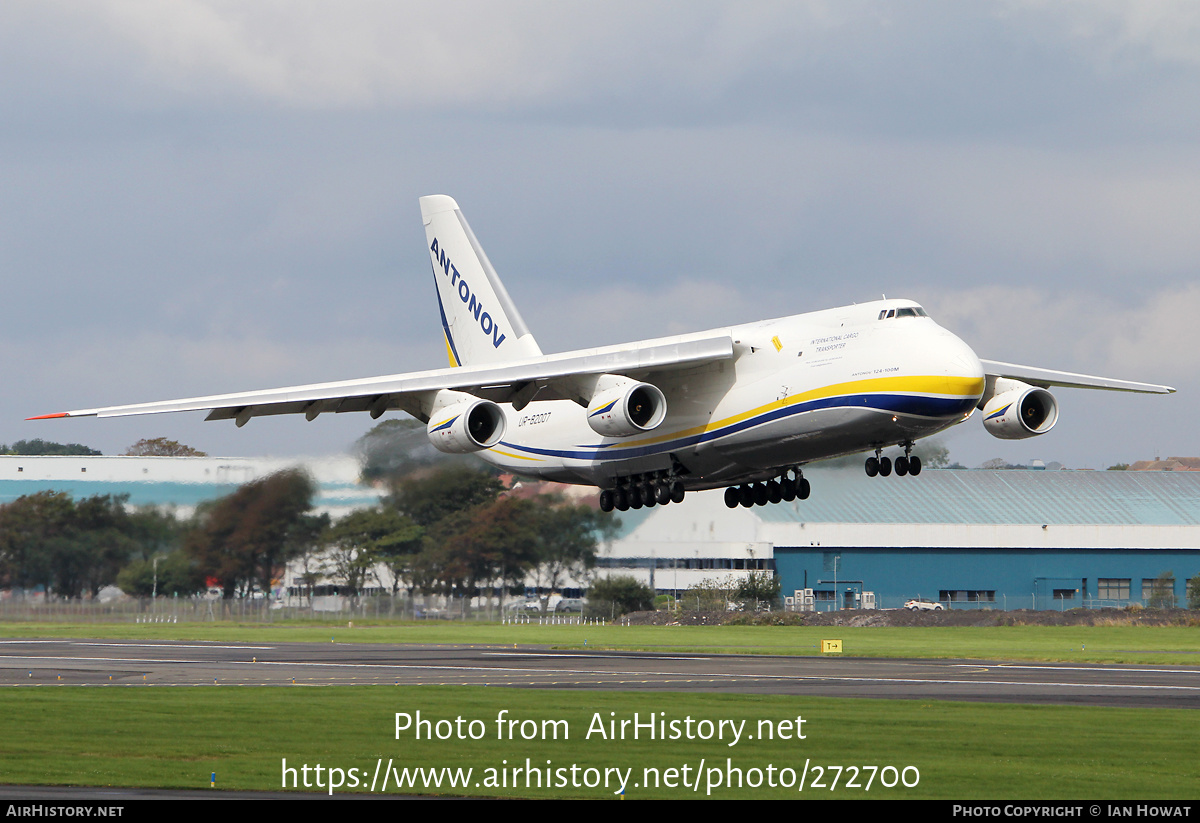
<box><xmin>26</xmin><ymin>412</ymin><xmax>70</xmax><ymax>420</ymax></box>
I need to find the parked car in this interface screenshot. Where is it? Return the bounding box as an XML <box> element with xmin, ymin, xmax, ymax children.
<box><xmin>504</xmin><ymin>599</ymin><xmax>544</xmax><ymax>613</ymax></box>
<box><xmin>904</xmin><ymin>599</ymin><xmax>944</xmax><ymax>611</ymax></box>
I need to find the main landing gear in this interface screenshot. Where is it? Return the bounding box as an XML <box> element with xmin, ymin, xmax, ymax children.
<box><xmin>599</xmin><ymin>471</ymin><xmax>686</xmax><ymax>513</ymax></box>
<box><xmin>723</xmin><ymin>467</ymin><xmax>810</xmax><ymax>509</ymax></box>
<box><xmin>864</xmin><ymin>442</ymin><xmax>922</xmax><ymax>479</ymax></box>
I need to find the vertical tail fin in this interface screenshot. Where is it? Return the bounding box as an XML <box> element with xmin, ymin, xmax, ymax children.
<box><xmin>420</xmin><ymin>195</ymin><xmax>542</xmax><ymax>367</ymax></box>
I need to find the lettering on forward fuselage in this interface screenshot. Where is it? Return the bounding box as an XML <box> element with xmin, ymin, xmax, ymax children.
<box><xmin>430</xmin><ymin>237</ymin><xmax>506</xmax><ymax>349</ymax></box>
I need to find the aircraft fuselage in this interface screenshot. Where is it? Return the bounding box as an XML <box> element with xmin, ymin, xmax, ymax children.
<box><xmin>481</xmin><ymin>298</ymin><xmax>985</xmax><ymax>490</ymax></box>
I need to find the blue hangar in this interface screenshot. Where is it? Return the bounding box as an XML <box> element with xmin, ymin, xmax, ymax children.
<box><xmin>597</xmin><ymin>468</ymin><xmax>1200</xmax><ymax>610</ymax></box>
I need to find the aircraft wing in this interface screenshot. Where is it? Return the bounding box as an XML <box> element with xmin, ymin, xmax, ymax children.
<box><xmin>981</xmin><ymin>360</ymin><xmax>1175</xmax><ymax>394</ymax></box>
<box><xmin>29</xmin><ymin>332</ymin><xmax>735</xmax><ymax>426</ymax></box>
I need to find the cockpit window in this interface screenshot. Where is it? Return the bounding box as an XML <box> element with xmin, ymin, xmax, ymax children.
<box><xmin>879</xmin><ymin>306</ymin><xmax>928</xmax><ymax>320</ymax></box>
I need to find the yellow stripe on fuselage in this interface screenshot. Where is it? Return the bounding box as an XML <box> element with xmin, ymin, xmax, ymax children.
<box><xmin>488</xmin><ymin>448</ymin><xmax>544</xmax><ymax>462</ymax></box>
<box><xmin>601</xmin><ymin>373</ymin><xmax>985</xmax><ymax>451</ymax></box>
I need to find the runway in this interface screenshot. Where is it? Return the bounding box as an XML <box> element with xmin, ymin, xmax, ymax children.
<box><xmin>2</xmin><ymin>639</ymin><xmax>1198</xmax><ymax>708</ymax></box>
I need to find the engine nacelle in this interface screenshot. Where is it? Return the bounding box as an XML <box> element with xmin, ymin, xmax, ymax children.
<box><xmin>427</xmin><ymin>395</ymin><xmax>506</xmax><ymax>453</ymax></box>
<box><xmin>586</xmin><ymin>377</ymin><xmax>667</xmax><ymax>437</ymax></box>
<box><xmin>981</xmin><ymin>379</ymin><xmax>1058</xmax><ymax>440</ymax></box>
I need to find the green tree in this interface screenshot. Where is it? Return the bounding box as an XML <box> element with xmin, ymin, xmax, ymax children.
<box><xmin>322</xmin><ymin>508</ymin><xmax>422</xmax><ymax>607</ymax></box>
<box><xmin>421</xmin><ymin>496</ymin><xmax>541</xmax><ymax>600</ymax></box>
<box><xmin>366</xmin><ymin>511</ymin><xmax>424</xmax><ymax>609</ymax></box>
<box><xmin>386</xmin><ymin>465</ymin><xmax>504</xmax><ymax>528</ymax></box>
<box><xmin>125</xmin><ymin>507</ymin><xmax>186</xmax><ymax>562</ymax></box>
<box><xmin>124</xmin><ymin>438</ymin><xmax>207</xmax><ymax>457</ymax></box>
<box><xmin>0</xmin><ymin>492</ymin><xmax>142</xmax><ymax>599</ymax></box>
<box><xmin>683</xmin><ymin>577</ymin><xmax>737</xmax><ymax>612</ymax></box>
<box><xmin>0</xmin><ymin>491</ymin><xmax>76</xmax><ymax>593</ymax></box>
<box><xmin>0</xmin><ymin>439</ymin><xmax>101</xmax><ymax>456</ymax></box>
<box><xmin>1146</xmin><ymin>571</ymin><xmax>1176</xmax><ymax>609</ymax></box>
<box><xmin>735</xmin><ymin>569</ymin><xmax>782</xmax><ymax>610</ymax></box>
<box><xmin>1187</xmin><ymin>573</ymin><xmax>1200</xmax><ymax>610</ymax></box>
<box><xmin>53</xmin><ymin>494</ymin><xmax>138</xmax><ymax>599</ymax></box>
<box><xmin>586</xmin><ymin>575</ymin><xmax>655</xmax><ymax>618</ymax></box>
<box><xmin>116</xmin><ymin>551</ymin><xmax>205</xmax><ymax>598</ymax></box>
<box><xmin>186</xmin><ymin>469</ymin><xmax>317</xmax><ymax>598</ymax></box>
<box><xmin>528</xmin><ymin>497</ymin><xmax>612</xmax><ymax>610</ymax></box>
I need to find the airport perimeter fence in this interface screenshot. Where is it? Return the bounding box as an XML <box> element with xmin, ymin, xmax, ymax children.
<box><xmin>0</xmin><ymin>594</ymin><xmax>1182</xmax><ymax>623</ymax></box>
<box><xmin>0</xmin><ymin>595</ymin><xmax>592</xmax><ymax>623</ymax></box>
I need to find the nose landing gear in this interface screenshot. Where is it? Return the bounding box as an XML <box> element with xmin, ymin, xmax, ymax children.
<box><xmin>865</xmin><ymin>443</ymin><xmax>922</xmax><ymax>479</ymax></box>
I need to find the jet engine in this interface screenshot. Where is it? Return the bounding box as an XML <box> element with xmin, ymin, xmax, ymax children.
<box><xmin>427</xmin><ymin>395</ymin><xmax>506</xmax><ymax>453</ymax></box>
<box><xmin>981</xmin><ymin>379</ymin><xmax>1058</xmax><ymax>440</ymax></box>
<box><xmin>586</xmin><ymin>377</ymin><xmax>667</xmax><ymax>437</ymax></box>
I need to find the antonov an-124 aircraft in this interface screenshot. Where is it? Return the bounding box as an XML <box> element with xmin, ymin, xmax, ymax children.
<box><xmin>32</xmin><ymin>195</ymin><xmax>1174</xmax><ymax>512</ymax></box>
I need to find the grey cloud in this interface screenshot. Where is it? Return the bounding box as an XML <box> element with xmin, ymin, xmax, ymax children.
<box><xmin>2</xmin><ymin>1</ymin><xmax>1196</xmax><ymax>470</ymax></box>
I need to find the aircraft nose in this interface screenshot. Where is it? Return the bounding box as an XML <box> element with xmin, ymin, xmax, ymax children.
<box><xmin>933</xmin><ymin>328</ymin><xmax>986</xmax><ymax>404</ymax></box>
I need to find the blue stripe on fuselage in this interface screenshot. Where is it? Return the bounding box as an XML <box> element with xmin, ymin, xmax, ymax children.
<box><xmin>499</xmin><ymin>392</ymin><xmax>976</xmax><ymax>462</ymax></box>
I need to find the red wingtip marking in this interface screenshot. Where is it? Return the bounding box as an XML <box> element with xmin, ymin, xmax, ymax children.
<box><xmin>26</xmin><ymin>413</ymin><xmax>70</xmax><ymax>420</ymax></box>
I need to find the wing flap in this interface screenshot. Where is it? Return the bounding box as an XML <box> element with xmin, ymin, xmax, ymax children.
<box><xmin>981</xmin><ymin>359</ymin><xmax>1175</xmax><ymax>394</ymax></box>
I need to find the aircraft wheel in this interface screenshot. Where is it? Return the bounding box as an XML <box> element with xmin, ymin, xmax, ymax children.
<box><xmin>798</xmin><ymin>477</ymin><xmax>811</xmax><ymax>500</ymax></box>
<box><xmin>739</xmin><ymin>485</ymin><xmax>755</xmax><ymax>507</ymax></box>
<box><xmin>670</xmin><ymin>481</ymin><xmax>685</xmax><ymax>504</ymax></box>
<box><xmin>909</xmin><ymin>456</ymin><xmax>922</xmax><ymax>476</ymax></box>
<box><xmin>781</xmin><ymin>477</ymin><xmax>797</xmax><ymax>501</ymax></box>
<box><xmin>642</xmin><ymin>482</ymin><xmax>657</xmax><ymax>505</ymax></box>
<box><xmin>865</xmin><ymin>457</ymin><xmax>879</xmax><ymax>477</ymax></box>
<box><xmin>629</xmin><ymin>492</ymin><xmax>643</xmax><ymax>510</ymax></box>
<box><xmin>879</xmin><ymin>456</ymin><xmax>892</xmax><ymax>477</ymax></box>
<box><xmin>767</xmin><ymin>480</ymin><xmax>782</xmax><ymax>504</ymax></box>
<box><xmin>895</xmin><ymin>456</ymin><xmax>909</xmax><ymax>477</ymax></box>
<box><xmin>753</xmin><ymin>483</ymin><xmax>769</xmax><ymax>506</ymax></box>
<box><xmin>599</xmin><ymin>490</ymin><xmax>614</xmax><ymax>513</ymax></box>
<box><xmin>615</xmin><ymin>488</ymin><xmax>629</xmax><ymax>511</ymax></box>
<box><xmin>724</xmin><ymin>487</ymin><xmax>739</xmax><ymax>508</ymax></box>
<box><xmin>656</xmin><ymin>483</ymin><xmax>672</xmax><ymax>505</ymax></box>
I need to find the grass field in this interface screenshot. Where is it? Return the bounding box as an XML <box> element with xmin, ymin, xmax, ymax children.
<box><xmin>3</xmin><ymin>686</ymin><xmax>1196</xmax><ymax>799</ymax></box>
<box><xmin>3</xmin><ymin>620</ymin><xmax>1197</xmax><ymax>799</ymax></box>
<box><xmin>2</xmin><ymin>619</ymin><xmax>1198</xmax><ymax>664</ymax></box>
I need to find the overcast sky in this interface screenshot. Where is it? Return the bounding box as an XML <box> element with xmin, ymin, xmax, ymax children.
<box><xmin>2</xmin><ymin>1</ymin><xmax>1195</xmax><ymax>469</ymax></box>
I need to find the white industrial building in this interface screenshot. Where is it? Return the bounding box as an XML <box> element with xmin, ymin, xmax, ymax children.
<box><xmin>0</xmin><ymin>454</ymin><xmax>382</xmax><ymax>518</ymax></box>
